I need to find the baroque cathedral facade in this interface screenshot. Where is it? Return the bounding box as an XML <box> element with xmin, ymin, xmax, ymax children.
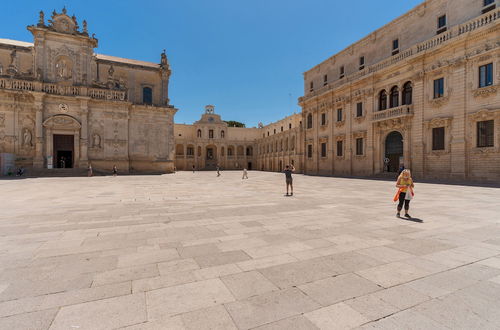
<box><xmin>0</xmin><ymin>8</ymin><xmax>176</xmax><ymax>173</ymax></box>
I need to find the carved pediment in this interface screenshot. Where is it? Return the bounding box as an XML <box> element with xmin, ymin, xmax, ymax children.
<box><xmin>425</xmin><ymin>117</ymin><xmax>452</xmax><ymax>128</ymax></box>
<box><xmin>43</xmin><ymin>114</ymin><xmax>81</xmax><ymax>130</ymax></box>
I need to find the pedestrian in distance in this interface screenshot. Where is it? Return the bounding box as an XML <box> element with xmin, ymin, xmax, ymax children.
<box><xmin>216</xmin><ymin>164</ymin><xmax>221</xmax><ymax>177</ymax></box>
<box><xmin>393</xmin><ymin>169</ymin><xmax>415</xmax><ymax>218</ymax></box>
<box><xmin>192</xmin><ymin>165</ymin><xmax>195</xmax><ymax>173</ymax></box>
<box><xmin>87</xmin><ymin>163</ymin><xmax>93</xmax><ymax>177</ymax></box>
<box><xmin>242</xmin><ymin>168</ymin><xmax>248</xmax><ymax>179</ymax></box>
<box><xmin>283</xmin><ymin>164</ymin><xmax>295</xmax><ymax>196</ymax></box>
<box><xmin>112</xmin><ymin>164</ymin><xmax>118</xmax><ymax>177</ymax></box>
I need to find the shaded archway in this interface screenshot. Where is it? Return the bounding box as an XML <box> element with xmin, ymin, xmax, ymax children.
<box><xmin>385</xmin><ymin>131</ymin><xmax>403</xmax><ymax>172</ymax></box>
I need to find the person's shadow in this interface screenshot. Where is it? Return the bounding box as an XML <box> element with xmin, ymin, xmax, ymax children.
<box><xmin>399</xmin><ymin>216</ymin><xmax>423</xmax><ymax>223</ymax></box>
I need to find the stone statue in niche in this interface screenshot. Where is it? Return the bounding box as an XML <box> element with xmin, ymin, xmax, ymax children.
<box><xmin>7</xmin><ymin>50</ymin><xmax>18</xmax><ymax>75</ymax></box>
<box><xmin>23</xmin><ymin>128</ymin><xmax>32</xmax><ymax>147</ymax></box>
<box><xmin>108</xmin><ymin>64</ymin><xmax>114</xmax><ymax>79</ymax></box>
<box><xmin>55</xmin><ymin>58</ymin><xmax>72</xmax><ymax>80</ymax></box>
<box><xmin>92</xmin><ymin>133</ymin><xmax>101</xmax><ymax>148</ymax></box>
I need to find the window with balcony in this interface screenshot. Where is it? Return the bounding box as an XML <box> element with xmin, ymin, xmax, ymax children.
<box><xmin>359</xmin><ymin>56</ymin><xmax>365</xmax><ymax>70</ymax></box>
<box><xmin>432</xmin><ymin>127</ymin><xmax>445</xmax><ymax>150</ymax></box>
<box><xmin>337</xmin><ymin>108</ymin><xmax>343</xmax><ymax>122</ymax></box>
<box><xmin>340</xmin><ymin>66</ymin><xmax>345</xmax><ymax>79</ymax></box>
<box><xmin>483</xmin><ymin>0</ymin><xmax>496</xmax><ymax>13</ymax></box>
<box><xmin>309</xmin><ymin>81</ymin><xmax>314</xmax><ymax>92</ymax></box>
<box><xmin>434</xmin><ymin>78</ymin><xmax>444</xmax><ymax>98</ymax></box>
<box><xmin>143</xmin><ymin>87</ymin><xmax>152</xmax><ymax>105</ymax></box>
<box><xmin>323</xmin><ymin>74</ymin><xmax>328</xmax><ymax>86</ymax></box>
<box><xmin>479</xmin><ymin>63</ymin><xmax>493</xmax><ymax>88</ymax></box>
<box><xmin>356</xmin><ymin>138</ymin><xmax>364</xmax><ymax>155</ymax></box>
<box><xmin>336</xmin><ymin>140</ymin><xmax>343</xmax><ymax>157</ymax></box>
<box><xmin>321</xmin><ymin>142</ymin><xmax>327</xmax><ymax>158</ymax></box>
<box><xmin>379</xmin><ymin>90</ymin><xmax>388</xmax><ymax>110</ymax></box>
<box><xmin>390</xmin><ymin>86</ymin><xmax>399</xmax><ymax>108</ymax></box>
<box><xmin>402</xmin><ymin>82</ymin><xmax>413</xmax><ymax>105</ymax></box>
<box><xmin>392</xmin><ymin>39</ymin><xmax>400</xmax><ymax>55</ymax></box>
<box><xmin>477</xmin><ymin>120</ymin><xmax>494</xmax><ymax>147</ymax></box>
<box><xmin>437</xmin><ymin>15</ymin><xmax>447</xmax><ymax>34</ymax></box>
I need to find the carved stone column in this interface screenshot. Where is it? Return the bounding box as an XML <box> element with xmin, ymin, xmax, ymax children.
<box><xmin>33</xmin><ymin>93</ymin><xmax>44</xmax><ymax>168</ymax></box>
<box><xmin>79</xmin><ymin>99</ymin><xmax>89</xmax><ymax>167</ymax></box>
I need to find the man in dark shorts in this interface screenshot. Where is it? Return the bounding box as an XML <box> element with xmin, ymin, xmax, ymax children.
<box><xmin>283</xmin><ymin>164</ymin><xmax>295</xmax><ymax>196</ymax></box>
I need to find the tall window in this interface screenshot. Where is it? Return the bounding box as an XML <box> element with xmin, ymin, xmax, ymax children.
<box><xmin>143</xmin><ymin>87</ymin><xmax>152</xmax><ymax>105</ymax></box>
<box><xmin>289</xmin><ymin>123</ymin><xmax>292</xmax><ymax>129</ymax></box>
<box><xmin>392</xmin><ymin>39</ymin><xmax>399</xmax><ymax>55</ymax></box>
<box><xmin>336</xmin><ymin>140</ymin><xmax>343</xmax><ymax>157</ymax></box>
<box><xmin>434</xmin><ymin>78</ymin><xmax>444</xmax><ymax>98</ymax></box>
<box><xmin>274</xmin><ymin>129</ymin><xmax>276</xmax><ymax>134</ymax></box>
<box><xmin>221</xmin><ymin>130</ymin><xmax>225</xmax><ymax>138</ymax></box>
<box><xmin>483</xmin><ymin>0</ymin><xmax>496</xmax><ymax>13</ymax></box>
<box><xmin>187</xmin><ymin>146</ymin><xmax>194</xmax><ymax>156</ymax></box>
<box><xmin>307</xmin><ymin>113</ymin><xmax>313</xmax><ymax>129</ymax></box>
<box><xmin>281</xmin><ymin>126</ymin><xmax>283</xmax><ymax>132</ymax></box>
<box><xmin>432</xmin><ymin>127</ymin><xmax>445</xmax><ymax>150</ymax></box>
<box><xmin>197</xmin><ymin>129</ymin><xmax>202</xmax><ymax>138</ymax></box>
<box><xmin>356</xmin><ymin>103</ymin><xmax>363</xmax><ymax>117</ymax></box>
<box><xmin>379</xmin><ymin>90</ymin><xmax>388</xmax><ymax>110</ymax></box>
<box><xmin>390</xmin><ymin>86</ymin><xmax>399</xmax><ymax>108</ymax></box>
<box><xmin>321</xmin><ymin>113</ymin><xmax>327</xmax><ymax>125</ymax></box>
<box><xmin>402</xmin><ymin>82</ymin><xmax>413</xmax><ymax>105</ymax></box>
<box><xmin>340</xmin><ymin>66</ymin><xmax>345</xmax><ymax>78</ymax></box>
<box><xmin>323</xmin><ymin>74</ymin><xmax>328</xmax><ymax>86</ymax></box>
<box><xmin>337</xmin><ymin>108</ymin><xmax>343</xmax><ymax>122</ymax></box>
<box><xmin>359</xmin><ymin>56</ymin><xmax>365</xmax><ymax>70</ymax></box>
<box><xmin>309</xmin><ymin>81</ymin><xmax>314</xmax><ymax>92</ymax></box>
<box><xmin>321</xmin><ymin>143</ymin><xmax>327</xmax><ymax>158</ymax></box>
<box><xmin>437</xmin><ymin>15</ymin><xmax>447</xmax><ymax>34</ymax></box>
<box><xmin>307</xmin><ymin>144</ymin><xmax>313</xmax><ymax>158</ymax></box>
<box><xmin>477</xmin><ymin>120</ymin><xmax>494</xmax><ymax>147</ymax></box>
<box><xmin>356</xmin><ymin>138</ymin><xmax>364</xmax><ymax>155</ymax></box>
<box><xmin>479</xmin><ymin>63</ymin><xmax>493</xmax><ymax>88</ymax></box>
<box><xmin>209</xmin><ymin>129</ymin><xmax>214</xmax><ymax>139</ymax></box>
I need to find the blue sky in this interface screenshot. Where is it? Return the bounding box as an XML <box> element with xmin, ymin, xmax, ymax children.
<box><xmin>1</xmin><ymin>0</ymin><xmax>422</xmax><ymax>127</ymax></box>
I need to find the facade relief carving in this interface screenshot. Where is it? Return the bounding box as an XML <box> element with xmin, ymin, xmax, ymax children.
<box><xmin>473</xmin><ymin>85</ymin><xmax>497</xmax><ymax>98</ymax></box>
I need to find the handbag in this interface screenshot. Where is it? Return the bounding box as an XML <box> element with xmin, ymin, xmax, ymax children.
<box><xmin>405</xmin><ymin>187</ymin><xmax>414</xmax><ymax>200</ymax></box>
<box><xmin>393</xmin><ymin>188</ymin><xmax>402</xmax><ymax>202</ymax></box>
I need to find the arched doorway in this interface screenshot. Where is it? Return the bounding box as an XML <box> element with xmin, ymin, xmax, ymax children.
<box><xmin>385</xmin><ymin>131</ymin><xmax>403</xmax><ymax>172</ymax></box>
<box><xmin>205</xmin><ymin>145</ymin><xmax>217</xmax><ymax>169</ymax></box>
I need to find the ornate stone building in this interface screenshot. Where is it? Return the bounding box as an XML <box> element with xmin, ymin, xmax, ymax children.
<box><xmin>299</xmin><ymin>0</ymin><xmax>499</xmax><ymax>181</ymax></box>
<box><xmin>174</xmin><ymin>106</ymin><xmax>303</xmax><ymax>171</ymax></box>
<box><xmin>0</xmin><ymin>8</ymin><xmax>176</xmax><ymax>173</ymax></box>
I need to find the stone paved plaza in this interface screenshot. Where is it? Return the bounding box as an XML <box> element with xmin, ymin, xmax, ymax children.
<box><xmin>1</xmin><ymin>171</ymin><xmax>500</xmax><ymax>329</ymax></box>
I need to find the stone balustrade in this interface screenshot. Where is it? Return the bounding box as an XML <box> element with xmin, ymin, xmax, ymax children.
<box><xmin>0</xmin><ymin>77</ymin><xmax>127</xmax><ymax>101</ymax></box>
<box><xmin>371</xmin><ymin>105</ymin><xmax>413</xmax><ymax>122</ymax></box>
<box><xmin>300</xmin><ymin>9</ymin><xmax>499</xmax><ymax>103</ymax></box>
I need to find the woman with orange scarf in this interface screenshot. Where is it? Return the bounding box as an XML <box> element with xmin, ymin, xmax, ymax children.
<box><xmin>394</xmin><ymin>169</ymin><xmax>414</xmax><ymax>218</ymax></box>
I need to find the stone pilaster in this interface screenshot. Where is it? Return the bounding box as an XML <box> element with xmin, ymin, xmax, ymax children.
<box><xmin>33</xmin><ymin>93</ymin><xmax>45</xmax><ymax>168</ymax></box>
<box><xmin>79</xmin><ymin>98</ymin><xmax>89</xmax><ymax>167</ymax></box>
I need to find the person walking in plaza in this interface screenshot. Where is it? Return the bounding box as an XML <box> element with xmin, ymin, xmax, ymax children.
<box><xmin>394</xmin><ymin>169</ymin><xmax>414</xmax><ymax>218</ymax></box>
<box><xmin>216</xmin><ymin>164</ymin><xmax>221</xmax><ymax>177</ymax></box>
<box><xmin>87</xmin><ymin>163</ymin><xmax>93</xmax><ymax>177</ymax></box>
<box><xmin>283</xmin><ymin>164</ymin><xmax>295</xmax><ymax>196</ymax></box>
<box><xmin>242</xmin><ymin>168</ymin><xmax>248</xmax><ymax>179</ymax></box>
<box><xmin>112</xmin><ymin>164</ymin><xmax>118</xmax><ymax>177</ymax></box>
<box><xmin>192</xmin><ymin>165</ymin><xmax>195</xmax><ymax>173</ymax></box>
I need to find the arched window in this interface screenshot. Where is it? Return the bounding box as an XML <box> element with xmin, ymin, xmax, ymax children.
<box><xmin>390</xmin><ymin>86</ymin><xmax>399</xmax><ymax>108</ymax></box>
<box><xmin>143</xmin><ymin>87</ymin><xmax>153</xmax><ymax>105</ymax></box>
<box><xmin>221</xmin><ymin>130</ymin><xmax>225</xmax><ymax>138</ymax></box>
<box><xmin>197</xmin><ymin>129</ymin><xmax>202</xmax><ymax>138</ymax></box>
<box><xmin>228</xmin><ymin>146</ymin><xmax>234</xmax><ymax>156</ymax></box>
<box><xmin>402</xmin><ymin>82</ymin><xmax>412</xmax><ymax>105</ymax></box>
<box><xmin>307</xmin><ymin>113</ymin><xmax>313</xmax><ymax>129</ymax></box>
<box><xmin>379</xmin><ymin>90</ymin><xmax>387</xmax><ymax>111</ymax></box>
